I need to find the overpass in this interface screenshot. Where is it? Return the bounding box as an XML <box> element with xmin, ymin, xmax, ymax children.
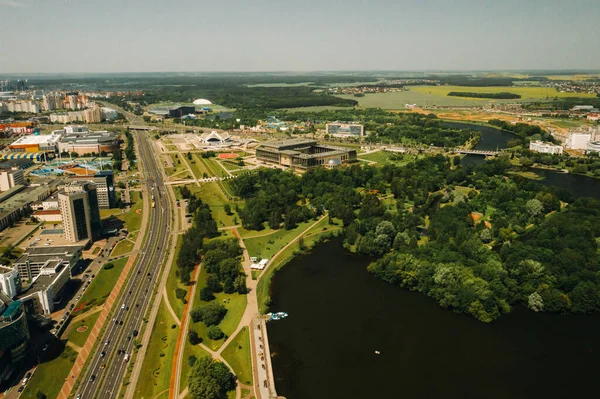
<box><xmin>127</xmin><ymin>125</ymin><xmax>159</xmax><ymax>131</ymax></box>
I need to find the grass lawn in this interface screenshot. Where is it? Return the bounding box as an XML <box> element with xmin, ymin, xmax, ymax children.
<box><xmin>243</xmin><ymin>220</ymin><xmax>315</xmax><ymax>260</ymax></box>
<box><xmin>283</xmin><ymin>105</ymin><xmax>354</xmax><ymax>112</ymax></box>
<box><xmin>111</xmin><ymin>239</ymin><xmax>135</xmax><ymax>257</ymax></box>
<box><xmin>358</xmin><ymin>150</ymin><xmax>393</xmax><ymax>164</ymax></box>
<box><xmin>134</xmin><ymin>301</ymin><xmax>179</xmax><ymax>399</ymax></box>
<box><xmin>194</xmin><ymin>182</ymin><xmax>240</xmax><ymax>228</ymax></box>
<box><xmin>76</xmin><ymin>257</ymin><xmax>128</xmax><ymax>313</ymax></box>
<box><xmin>119</xmin><ymin>190</ymin><xmax>143</xmax><ymax>232</ymax></box>
<box><xmin>165</xmin><ymin>234</ymin><xmax>186</xmax><ymax>319</ymax></box>
<box><xmin>179</xmin><ymin>343</ymin><xmax>210</xmax><ymax>395</ymax></box>
<box><xmin>221</xmin><ymin>327</ymin><xmax>253</xmax><ymax>385</ymax></box>
<box><xmin>20</xmin><ymin>346</ymin><xmax>77</xmax><ymax>399</ymax></box>
<box><xmin>191</xmin><ymin>267</ymin><xmax>247</xmax><ymax>351</ymax></box>
<box><xmin>192</xmin><ymin>153</ymin><xmax>211</xmax><ymax>177</ymax></box>
<box><xmin>100</xmin><ymin>208</ymin><xmax>123</xmax><ymax>218</ymax></box>
<box><xmin>201</xmin><ymin>157</ymin><xmax>230</xmax><ymax>178</ymax></box>
<box><xmin>186</xmin><ymin>156</ymin><xmax>204</xmax><ymax>180</ymax></box>
<box><xmin>67</xmin><ymin>309</ymin><xmax>102</xmax><ymax>348</ymax></box>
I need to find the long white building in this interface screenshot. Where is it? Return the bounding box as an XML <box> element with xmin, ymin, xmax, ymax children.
<box><xmin>529</xmin><ymin>140</ymin><xmax>563</xmax><ymax>155</ymax></box>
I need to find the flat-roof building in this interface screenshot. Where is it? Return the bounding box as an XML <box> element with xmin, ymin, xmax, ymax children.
<box><xmin>0</xmin><ymin>169</ymin><xmax>25</xmax><ymax>192</ymax></box>
<box><xmin>17</xmin><ymin>260</ymin><xmax>70</xmax><ymax>314</ymax></box>
<box><xmin>8</xmin><ymin>132</ymin><xmax>62</xmax><ymax>153</ymax></box>
<box><xmin>13</xmin><ymin>245</ymin><xmax>82</xmax><ymax>281</ymax></box>
<box><xmin>56</xmin><ymin>126</ymin><xmax>119</xmax><ymax>156</ymax></box>
<box><xmin>529</xmin><ymin>140</ymin><xmax>563</xmax><ymax>155</ymax></box>
<box><xmin>256</xmin><ymin>138</ymin><xmax>357</xmax><ymax>171</ymax></box>
<box><xmin>326</xmin><ymin>122</ymin><xmax>365</xmax><ymax>137</ymax></box>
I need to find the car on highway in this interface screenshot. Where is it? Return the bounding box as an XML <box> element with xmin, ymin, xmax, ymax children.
<box><xmin>100</xmin><ymin>351</ymin><xmax>105</xmax><ymax>357</ymax></box>
<box><xmin>89</xmin><ymin>374</ymin><xmax>96</xmax><ymax>382</ymax></box>
<box><xmin>18</xmin><ymin>386</ymin><xmax>24</xmax><ymax>393</ymax></box>
<box><xmin>132</xmin><ymin>329</ymin><xmax>138</xmax><ymax>337</ymax></box>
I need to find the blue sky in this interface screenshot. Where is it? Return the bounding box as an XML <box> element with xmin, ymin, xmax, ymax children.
<box><xmin>0</xmin><ymin>0</ymin><xmax>598</xmax><ymax>73</ymax></box>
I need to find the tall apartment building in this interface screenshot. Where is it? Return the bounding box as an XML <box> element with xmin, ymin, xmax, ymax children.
<box><xmin>42</xmin><ymin>92</ymin><xmax>62</xmax><ymax>111</ymax></box>
<box><xmin>58</xmin><ymin>183</ymin><xmax>101</xmax><ymax>243</ymax></box>
<box><xmin>68</xmin><ymin>171</ymin><xmax>115</xmax><ymax>208</ymax></box>
<box><xmin>0</xmin><ymin>267</ymin><xmax>21</xmax><ymax>299</ymax></box>
<box><xmin>0</xmin><ymin>169</ymin><xmax>25</xmax><ymax>191</ymax></box>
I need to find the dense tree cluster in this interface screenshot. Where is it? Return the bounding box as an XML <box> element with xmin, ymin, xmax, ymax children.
<box><xmin>124</xmin><ymin>130</ymin><xmax>136</xmax><ymax>164</ymax></box>
<box><xmin>176</xmin><ymin>192</ymin><xmax>219</xmax><ymax>283</ymax></box>
<box><xmin>447</xmin><ymin>91</ymin><xmax>521</xmax><ymax>99</ymax></box>
<box><xmin>188</xmin><ymin>356</ymin><xmax>235</xmax><ymax>399</ymax></box>
<box><xmin>488</xmin><ymin>119</ymin><xmax>556</xmax><ymax>145</ymax></box>
<box><xmin>228</xmin><ymin>152</ymin><xmax>600</xmax><ymax>321</ymax></box>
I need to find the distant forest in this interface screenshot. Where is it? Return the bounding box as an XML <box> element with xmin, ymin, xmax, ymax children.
<box><xmin>447</xmin><ymin>92</ymin><xmax>521</xmax><ymax>99</ymax></box>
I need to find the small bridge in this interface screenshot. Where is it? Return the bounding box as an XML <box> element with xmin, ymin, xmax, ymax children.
<box><xmin>455</xmin><ymin>149</ymin><xmax>502</xmax><ymax>156</ymax></box>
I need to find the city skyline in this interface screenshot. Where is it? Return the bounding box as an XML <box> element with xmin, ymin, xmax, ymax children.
<box><xmin>0</xmin><ymin>0</ymin><xmax>599</xmax><ymax>73</ymax></box>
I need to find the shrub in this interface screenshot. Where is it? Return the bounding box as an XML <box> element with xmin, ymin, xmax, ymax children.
<box><xmin>103</xmin><ymin>263</ymin><xmax>114</xmax><ymax>270</ymax></box>
<box><xmin>188</xmin><ymin>329</ymin><xmax>202</xmax><ymax>345</ymax></box>
<box><xmin>175</xmin><ymin>288</ymin><xmax>187</xmax><ymax>300</ymax></box>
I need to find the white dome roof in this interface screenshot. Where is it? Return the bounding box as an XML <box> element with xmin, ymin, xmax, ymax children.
<box><xmin>193</xmin><ymin>98</ymin><xmax>212</xmax><ymax>105</ymax></box>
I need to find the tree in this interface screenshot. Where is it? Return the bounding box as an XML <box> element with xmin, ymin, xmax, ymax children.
<box><xmin>234</xmin><ymin>275</ymin><xmax>247</xmax><ymax>294</ymax></box>
<box><xmin>191</xmin><ymin>302</ymin><xmax>227</xmax><ymax>326</ymax></box>
<box><xmin>200</xmin><ymin>287</ymin><xmax>215</xmax><ymax>302</ymax></box>
<box><xmin>528</xmin><ymin>292</ymin><xmax>544</xmax><ymax>312</ymax></box>
<box><xmin>188</xmin><ymin>329</ymin><xmax>201</xmax><ymax>345</ymax></box>
<box><xmin>207</xmin><ymin>325</ymin><xmax>224</xmax><ymax>340</ymax></box>
<box><xmin>223</xmin><ymin>204</ymin><xmax>232</xmax><ymax>215</ymax></box>
<box><xmin>525</xmin><ymin>198</ymin><xmax>543</xmax><ymax>217</ymax></box>
<box><xmin>175</xmin><ymin>288</ymin><xmax>187</xmax><ymax>300</ymax></box>
<box><xmin>36</xmin><ymin>392</ymin><xmax>47</xmax><ymax>399</ymax></box>
<box><xmin>189</xmin><ymin>357</ymin><xmax>234</xmax><ymax>399</ymax></box>
<box><xmin>188</xmin><ymin>355</ymin><xmax>197</xmax><ymax>367</ymax></box>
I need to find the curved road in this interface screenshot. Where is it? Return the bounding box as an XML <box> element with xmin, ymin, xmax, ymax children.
<box><xmin>75</xmin><ymin>130</ymin><xmax>171</xmax><ymax>399</ymax></box>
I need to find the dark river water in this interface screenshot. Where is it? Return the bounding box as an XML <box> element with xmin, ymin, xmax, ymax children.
<box><xmin>268</xmin><ymin>240</ymin><xmax>600</xmax><ymax>399</ymax></box>
<box><xmin>268</xmin><ymin>122</ymin><xmax>600</xmax><ymax>399</ymax></box>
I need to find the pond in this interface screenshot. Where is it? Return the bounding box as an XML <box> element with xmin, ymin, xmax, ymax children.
<box><xmin>268</xmin><ymin>239</ymin><xmax>600</xmax><ymax>399</ymax></box>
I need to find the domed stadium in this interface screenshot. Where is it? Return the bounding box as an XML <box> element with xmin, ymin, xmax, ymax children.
<box><xmin>193</xmin><ymin>98</ymin><xmax>212</xmax><ymax>105</ymax></box>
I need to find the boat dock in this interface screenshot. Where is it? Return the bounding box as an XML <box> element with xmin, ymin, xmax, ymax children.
<box><xmin>251</xmin><ymin>316</ymin><xmax>282</xmax><ymax>399</ymax></box>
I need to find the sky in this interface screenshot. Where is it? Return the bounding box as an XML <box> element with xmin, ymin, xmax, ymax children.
<box><xmin>0</xmin><ymin>0</ymin><xmax>599</xmax><ymax>73</ymax></box>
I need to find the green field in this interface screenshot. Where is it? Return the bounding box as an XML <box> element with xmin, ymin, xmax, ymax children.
<box><xmin>111</xmin><ymin>239</ymin><xmax>135</xmax><ymax>257</ymax></box>
<box><xmin>165</xmin><ymin>234</ymin><xmax>186</xmax><ymax>319</ymax></box>
<box><xmin>201</xmin><ymin>157</ymin><xmax>230</xmax><ymax>178</ymax></box>
<box><xmin>336</xmin><ymin>85</ymin><xmax>596</xmax><ymax>109</ymax></box>
<box><xmin>243</xmin><ymin>219</ymin><xmax>315</xmax><ymax>260</ymax></box>
<box><xmin>192</xmin><ymin>154</ymin><xmax>211</xmax><ymax>177</ymax></box>
<box><xmin>194</xmin><ymin>182</ymin><xmax>240</xmax><ymax>228</ymax></box>
<box><xmin>118</xmin><ymin>190</ymin><xmax>143</xmax><ymax>232</ymax></box>
<box><xmin>67</xmin><ymin>309</ymin><xmax>102</xmax><ymax>348</ymax></box>
<box><xmin>221</xmin><ymin>327</ymin><xmax>253</xmax><ymax>385</ymax></box>
<box><xmin>76</xmin><ymin>258</ymin><xmax>128</xmax><ymax>312</ymax></box>
<box><xmin>20</xmin><ymin>346</ymin><xmax>78</xmax><ymax>399</ymax></box>
<box><xmin>134</xmin><ymin>301</ymin><xmax>180</xmax><ymax>399</ymax></box>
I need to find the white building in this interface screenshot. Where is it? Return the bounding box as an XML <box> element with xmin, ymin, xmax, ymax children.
<box><xmin>586</xmin><ymin>141</ymin><xmax>600</xmax><ymax>154</ymax></box>
<box><xmin>565</xmin><ymin>133</ymin><xmax>591</xmax><ymax>150</ymax></box>
<box><xmin>0</xmin><ymin>266</ymin><xmax>20</xmax><ymax>298</ymax></box>
<box><xmin>0</xmin><ymin>169</ymin><xmax>25</xmax><ymax>191</ymax></box>
<box><xmin>529</xmin><ymin>140</ymin><xmax>563</xmax><ymax>155</ymax></box>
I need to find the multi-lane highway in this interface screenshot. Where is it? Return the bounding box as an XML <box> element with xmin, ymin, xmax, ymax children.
<box><xmin>75</xmin><ymin>131</ymin><xmax>171</xmax><ymax>399</ymax></box>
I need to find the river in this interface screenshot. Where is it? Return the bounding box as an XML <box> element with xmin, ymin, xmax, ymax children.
<box><xmin>268</xmin><ymin>240</ymin><xmax>600</xmax><ymax>399</ymax></box>
<box><xmin>268</xmin><ymin>122</ymin><xmax>600</xmax><ymax>398</ymax></box>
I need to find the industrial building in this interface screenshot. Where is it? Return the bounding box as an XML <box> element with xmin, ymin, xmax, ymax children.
<box><xmin>0</xmin><ymin>183</ymin><xmax>57</xmax><ymax>232</ymax></box>
<box><xmin>149</xmin><ymin>105</ymin><xmax>195</xmax><ymax>118</ymax></box>
<box><xmin>586</xmin><ymin>141</ymin><xmax>600</xmax><ymax>154</ymax></box>
<box><xmin>58</xmin><ymin>182</ymin><xmax>101</xmax><ymax>243</ymax></box>
<box><xmin>256</xmin><ymin>138</ymin><xmax>357</xmax><ymax>171</ymax></box>
<box><xmin>325</xmin><ymin>122</ymin><xmax>365</xmax><ymax>137</ymax></box>
<box><xmin>8</xmin><ymin>132</ymin><xmax>62</xmax><ymax>153</ymax></box>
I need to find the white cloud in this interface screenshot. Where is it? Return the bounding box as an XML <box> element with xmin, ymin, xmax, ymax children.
<box><xmin>0</xmin><ymin>0</ymin><xmax>28</xmax><ymax>8</ymax></box>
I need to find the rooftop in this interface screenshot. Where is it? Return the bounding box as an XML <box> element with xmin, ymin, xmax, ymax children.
<box><xmin>258</xmin><ymin>138</ymin><xmax>317</xmax><ymax>149</ymax></box>
<box><xmin>9</xmin><ymin>133</ymin><xmax>62</xmax><ymax>146</ymax></box>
